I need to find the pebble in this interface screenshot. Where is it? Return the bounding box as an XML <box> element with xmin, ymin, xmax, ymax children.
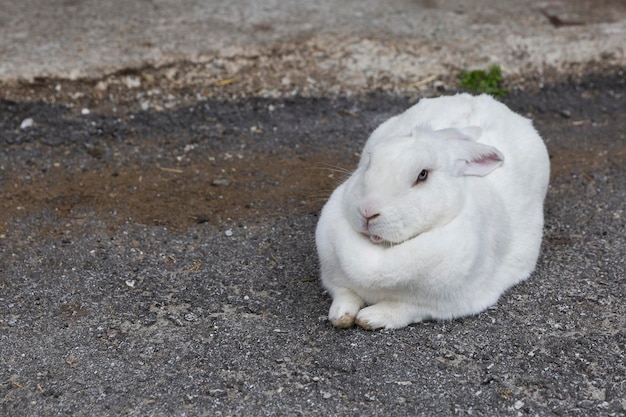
<box><xmin>95</xmin><ymin>80</ymin><xmax>108</xmax><ymax>91</ymax></box>
<box><xmin>224</xmin><ymin>229</ymin><xmax>233</xmax><ymax>237</ymax></box>
<box><xmin>20</xmin><ymin>118</ymin><xmax>34</xmax><ymax>130</ymax></box>
<box><xmin>212</xmin><ymin>178</ymin><xmax>230</xmax><ymax>187</ymax></box>
<box><xmin>166</xmin><ymin>313</ymin><xmax>184</xmax><ymax>327</ymax></box>
<box><xmin>125</xmin><ymin>76</ymin><xmax>141</xmax><ymax>88</ymax></box>
<box><xmin>208</xmin><ymin>389</ymin><xmax>226</xmax><ymax>398</ymax></box>
<box><xmin>184</xmin><ymin>313</ymin><xmax>197</xmax><ymax>322</ymax></box>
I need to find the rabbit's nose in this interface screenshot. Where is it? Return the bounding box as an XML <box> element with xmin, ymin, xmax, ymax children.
<box><xmin>360</xmin><ymin>199</ymin><xmax>382</xmax><ymax>220</ymax></box>
<box><xmin>361</xmin><ymin>206</ymin><xmax>380</xmax><ymax>220</ymax></box>
<box><xmin>365</xmin><ymin>212</ymin><xmax>380</xmax><ymax>221</ymax></box>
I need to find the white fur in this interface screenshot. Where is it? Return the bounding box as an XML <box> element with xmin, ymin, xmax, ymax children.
<box><xmin>316</xmin><ymin>94</ymin><xmax>550</xmax><ymax>330</ymax></box>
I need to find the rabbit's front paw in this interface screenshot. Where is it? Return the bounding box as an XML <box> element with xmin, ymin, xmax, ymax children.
<box><xmin>328</xmin><ymin>290</ymin><xmax>364</xmax><ymax>328</ymax></box>
<box><xmin>355</xmin><ymin>302</ymin><xmax>424</xmax><ymax>330</ymax></box>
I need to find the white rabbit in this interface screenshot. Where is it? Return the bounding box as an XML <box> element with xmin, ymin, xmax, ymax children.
<box><xmin>315</xmin><ymin>93</ymin><xmax>550</xmax><ymax>330</ymax></box>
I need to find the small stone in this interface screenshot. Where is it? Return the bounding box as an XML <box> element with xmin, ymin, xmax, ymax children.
<box><xmin>95</xmin><ymin>81</ymin><xmax>108</xmax><ymax>91</ymax></box>
<box><xmin>513</xmin><ymin>400</ymin><xmax>524</xmax><ymax>410</ymax></box>
<box><xmin>20</xmin><ymin>118</ymin><xmax>34</xmax><ymax>130</ymax></box>
<box><xmin>166</xmin><ymin>313</ymin><xmax>184</xmax><ymax>327</ymax></box>
<box><xmin>81</xmin><ymin>108</ymin><xmax>90</xmax><ymax>115</ymax></box>
<box><xmin>577</xmin><ymin>400</ymin><xmax>595</xmax><ymax>409</ymax></box>
<box><xmin>208</xmin><ymin>389</ymin><xmax>226</xmax><ymax>397</ymax></box>
<box><xmin>125</xmin><ymin>279</ymin><xmax>136</xmax><ymax>288</ymax></box>
<box><xmin>125</xmin><ymin>76</ymin><xmax>141</xmax><ymax>88</ymax></box>
<box><xmin>212</xmin><ymin>178</ymin><xmax>230</xmax><ymax>187</ymax></box>
<box><xmin>224</xmin><ymin>229</ymin><xmax>233</xmax><ymax>237</ymax></box>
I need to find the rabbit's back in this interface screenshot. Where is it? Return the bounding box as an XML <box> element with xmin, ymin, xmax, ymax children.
<box><xmin>421</xmin><ymin>94</ymin><xmax>550</xmax><ymax>288</ymax></box>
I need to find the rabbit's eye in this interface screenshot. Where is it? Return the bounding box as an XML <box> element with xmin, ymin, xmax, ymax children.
<box><xmin>414</xmin><ymin>169</ymin><xmax>429</xmax><ymax>186</ymax></box>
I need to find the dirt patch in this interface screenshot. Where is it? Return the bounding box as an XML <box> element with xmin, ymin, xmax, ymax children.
<box><xmin>1</xmin><ymin>152</ymin><xmax>348</xmax><ymax>232</ymax></box>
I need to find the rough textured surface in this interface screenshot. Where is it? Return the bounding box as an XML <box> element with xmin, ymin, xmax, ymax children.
<box><xmin>1</xmin><ymin>70</ymin><xmax>625</xmax><ymax>416</ymax></box>
<box><xmin>1</xmin><ymin>0</ymin><xmax>625</xmax><ymax>96</ymax></box>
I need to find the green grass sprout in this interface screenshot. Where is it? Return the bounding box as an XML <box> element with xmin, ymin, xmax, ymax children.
<box><xmin>458</xmin><ymin>66</ymin><xmax>506</xmax><ymax>97</ymax></box>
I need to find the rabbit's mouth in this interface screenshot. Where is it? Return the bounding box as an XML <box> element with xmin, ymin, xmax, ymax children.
<box><xmin>369</xmin><ymin>234</ymin><xmax>383</xmax><ymax>244</ymax></box>
<box><xmin>353</xmin><ymin>215</ymin><xmax>386</xmax><ymax>244</ymax></box>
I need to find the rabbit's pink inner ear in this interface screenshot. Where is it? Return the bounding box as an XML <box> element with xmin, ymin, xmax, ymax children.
<box><xmin>463</xmin><ymin>151</ymin><xmax>504</xmax><ymax>176</ymax></box>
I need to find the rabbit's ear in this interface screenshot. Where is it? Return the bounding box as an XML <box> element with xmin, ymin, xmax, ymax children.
<box><xmin>449</xmin><ymin>141</ymin><xmax>504</xmax><ymax>177</ymax></box>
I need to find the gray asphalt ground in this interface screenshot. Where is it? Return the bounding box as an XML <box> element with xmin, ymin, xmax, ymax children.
<box><xmin>1</xmin><ymin>1</ymin><xmax>625</xmax><ymax>416</ymax></box>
